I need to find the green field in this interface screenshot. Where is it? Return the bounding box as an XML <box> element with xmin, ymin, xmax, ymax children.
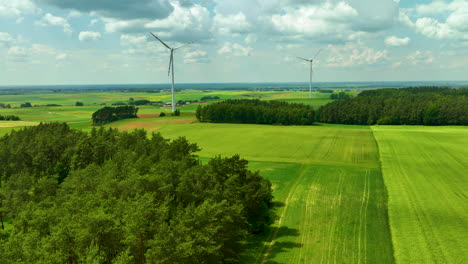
<box><xmin>158</xmin><ymin>123</ymin><xmax>394</xmax><ymax>263</ymax></box>
<box><xmin>0</xmin><ymin>90</ymin><xmax>331</xmax><ymax>109</ymax></box>
<box><xmin>1</xmin><ymin>90</ymin><xmax>467</xmax><ymax>263</ymax></box>
<box><xmin>372</xmin><ymin>126</ymin><xmax>468</xmax><ymax>263</ymax></box>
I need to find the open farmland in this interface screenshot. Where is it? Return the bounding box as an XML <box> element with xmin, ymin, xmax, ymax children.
<box><xmin>372</xmin><ymin>126</ymin><xmax>468</xmax><ymax>263</ymax></box>
<box><xmin>158</xmin><ymin>123</ymin><xmax>394</xmax><ymax>263</ymax></box>
<box><xmin>2</xmin><ymin>88</ymin><xmax>467</xmax><ymax>263</ymax></box>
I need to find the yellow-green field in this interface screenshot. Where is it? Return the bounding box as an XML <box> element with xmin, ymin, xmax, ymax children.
<box><xmin>157</xmin><ymin>123</ymin><xmax>394</xmax><ymax>263</ymax></box>
<box><xmin>372</xmin><ymin>126</ymin><xmax>468</xmax><ymax>263</ymax></box>
<box><xmin>0</xmin><ymin>89</ymin><xmax>331</xmax><ymax>108</ymax></box>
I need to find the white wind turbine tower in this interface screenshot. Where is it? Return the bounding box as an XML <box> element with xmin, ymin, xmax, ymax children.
<box><xmin>150</xmin><ymin>32</ymin><xmax>194</xmax><ymax>113</ymax></box>
<box><xmin>297</xmin><ymin>49</ymin><xmax>322</xmax><ymax>99</ymax></box>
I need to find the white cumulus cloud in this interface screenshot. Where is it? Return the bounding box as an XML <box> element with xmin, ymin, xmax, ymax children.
<box><xmin>385</xmin><ymin>36</ymin><xmax>410</xmax><ymax>46</ymax></box>
<box><xmin>213</xmin><ymin>12</ymin><xmax>252</xmax><ymax>36</ymax></box>
<box><xmin>184</xmin><ymin>50</ymin><xmax>209</xmax><ymax>63</ymax></box>
<box><xmin>0</xmin><ymin>0</ymin><xmax>36</xmax><ymax>21</ymax></box>
<box><xmin>36</xmin><ymin>13</ymin><xmax>72</xmax><ymax>34</ymax></box>
<box><xmin>55</xmin><ymin>53</ymin><xmax>67</xmax><ymax>60</ymax></box>
<box><xmin>218</xmin><ymin>42</ymin><xmax>252</xmax><ymax>56</ymax></box>
<box><xmin>407</xmin><ymin>50</ymin><xmax>434</xmax><ymax>65</ymax></box>
<box><xmin>403</xmin><ymin>0</ymin><xmax>468</xmax><ymax>40</ymax></box>
<box><xmin>326</xmin><ymin>43</ymin><xmax>388</xmax><ymax>67</ymax></box>
<box><xmin>0</xmin><ymin>32</ymin><xmax>14</xmax><ymax>46</ymax></box>
<box><xmin>271</xmin><ymin>2</ymin><xmax>359</xmax><ymax>41</ymax></box>
<box><xmin>79</xmin><ymin>31</ymin><xmax>102</xmax><ymax>42</ymax></box>
<box><xmin>7</xmin><ymin>46</ymin><xmax>29</xmax><ymax>61</ymax></box>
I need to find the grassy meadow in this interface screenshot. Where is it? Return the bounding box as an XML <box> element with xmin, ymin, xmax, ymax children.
<box><xmin>372</xmin><ymin>126</ymin><xmax>468</xmax><ymax>263</ymax></box>
<box><xmin>1</xmin><ymin>89</ymin><xmax>467</xmax><ymax>263</ymax></box>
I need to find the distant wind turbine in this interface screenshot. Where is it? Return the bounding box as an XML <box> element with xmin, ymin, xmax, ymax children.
<box><xmin>297</xmin><ymin>49</ymin><xmax>322</xmax><ymax>99</ymax></box>
<box><xmin>150</xmin><ymin>32</ymin><xmax>194</xmax><ymax>113</ymax></box>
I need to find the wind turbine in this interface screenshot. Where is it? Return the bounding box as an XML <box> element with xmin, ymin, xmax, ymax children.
<box><xmin>150</xmin><ymin>32</ymin><xmax>194</xmax><ymax>113</ymax></box>
<box><xmin>297</xmin><ymin>49</ymin><xmax>322</xmax><ymax>99</ymax></box>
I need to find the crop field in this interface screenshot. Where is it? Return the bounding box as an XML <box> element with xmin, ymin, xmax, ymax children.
<box><xmin>1</xmin><ymin>89</ymin><xmax>467</xmax><ymax>263</ymax></box>
<box><xmin>372</xmin><ymin>126</ymin><xmax>468</xmax><ymax>264</ymax></box>
<box><xmin>0</xmin><ymin>89</ymin><xmax>328</xmax><ymax>108</ymax></box>
<box><xmin>158</xmin><ymin>123</ymin><xmax>394</xmax><ymax>263</ymax></box>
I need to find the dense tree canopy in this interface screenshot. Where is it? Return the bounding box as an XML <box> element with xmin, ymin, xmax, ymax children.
<box><xmin>20</xmin><ymin>102</ymin><xmax>32</xmax><ymax>108</ymax></box>
<box><xmin>0</xmin><ymin>115</ymin><xmax>20</xmax><ymax>121</ymax></box>
<box><xmin>196</xmin><ymin>99</ymin><xmax>315</xmax><ymax>125</ymax></box>
<box><xmin>129</xmin><ymin>99</ymin><xmax>152</xmax><ymax>106</ymax></box>
<box><xmin>200</xmin><ymin>96</ymin><xmax>220</xmax><ymax>101</ymax></box>
<box><xmin>0</xmin><ymin>123</ymin><xmax>273</xmax><ymax>263</ymax></box>
<box><xmin>318</xmin><ymin>87</ymin><xmax>468</xmax><ymax>125</ymax></box>
<box><xmin>92</xmin><ymin>106</ymin><xmax>139</xmax><ymax>125</ymax></box>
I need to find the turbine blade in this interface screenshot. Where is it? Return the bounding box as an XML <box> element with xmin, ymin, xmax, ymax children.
<box><xmin>168</xmin><ymin>53</ymin><xmax>173</xmax><ymax>76</ymax></box>
<box><xmin>150</xmin><ymin>32</ymin><xmax>171</xmax><ymax>50</ymax></box>
<box><xmin>312</xmin><ymin>49</ymin><xmax>323</xmax><ymax>60</ymax></box>
<box><xmin>297</xmin><ymin>57</ymin><xmax>310</xmax><ymax>62</ymax></box>
<box><xmin>174</xmin><ymin>41</ymin><xmax>195</xmax><ymax>50</ymax></box>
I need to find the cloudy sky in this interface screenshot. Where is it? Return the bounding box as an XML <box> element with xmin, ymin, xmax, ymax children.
<box><xmin>1</xmin><ymin>0</ymin><xmax>467</xmax><ymax>85</ymax></box>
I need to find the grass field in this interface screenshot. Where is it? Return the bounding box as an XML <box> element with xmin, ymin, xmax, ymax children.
<box><xmin>0</xmin><ymin>90</ymin><xmax>330</xmax><ymax>108</ymax></box>
<box><xmin>2</xmin><ymin>89</ymin><xmax>467</xmax><ymax>263</ymax></box>
<box><xmin>0</xmin><ymin>121</ymin><xmax>39</xmax><ymax>136</ymax></box>
<box><xmin>158</xmin><ymin>123</ymin><xmax>394</xmax><ymax>263</ymax></box>
<box><xmin>372</xmin><ymin>126</ymin><xmax>468</xmax><ymax>264</ymax></box>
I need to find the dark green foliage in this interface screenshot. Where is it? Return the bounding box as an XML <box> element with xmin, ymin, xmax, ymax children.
<box><xmin>92</xmin><ymin>106</ymin><xmax>139</xmax><ymax>125</ymax></box>
<box><xmin>172</xmin><ymin>109</ymin><xmax>180</xmax><ymax>116</ymax></box>
<box><xmin>45</xmin><ymin>104</ymin><xmax>62</xmax><ymax>107</ymax></box>
<box><xmin>129</xmin><ymin>99</ymin><xmax>151</xmax><ymax>106</ymax></box>
<box><xmin>75</xmin><ymin>101</ymin><xmax>84</xmax><ymax>106</ymax></box>
<box><xmin>200</xmin><ymin>96</ymin><xmax>220</xmax><ymax>101</ymax></box>
<box><xmin>319</xmin><ymin>89</ymin><xmax>333</xmax><ymax>93</ymax></box>
<box><xmin>0</xmin><ymin>123</ymin><xmax>273</xmax><ymax>263</ymax></box>
<box><xmin>0</xmin><ymin>115</ymin><xmax>20</xmax><ymax>121</ymax></box>
<box><xmin>196</xmin><ymin>99</ymin><xmax>315</xmax><ymax>125</ymax></box>
<box><xmin>159</xmin><ymin>112</ymin><xmax>166</xmax><ymax>117</ymax></box>
<box><xmin>330</xmin><ymin>91</ymin><xmax>351</xmax><ymax>100</ymax></box>
<box><xmin>318</xmin><ymin>87</ymin><xmax>468</xmax><ymax>125</ymax></box>
<box><xmin>20</xmin><ymin>102</ymin><xmax>32</xmax><ymax>108</ymax></box>
<box><xmin>0</xmin><ymin>103</ymin><xmax>11</xmax><ymax>108</ymax></box>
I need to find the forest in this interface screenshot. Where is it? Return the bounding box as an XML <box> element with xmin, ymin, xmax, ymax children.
<box><xmin>318</xmin><ymin>87</ymin><xmax>468</xmax><ymax>125</ymax></box>
<box><xmin>0</xmin><ymin>123</ymin><xmax>273</xmax><ymax>263</ymax></box>
<box><xmin>92</xmin><ymin>106</ymin><xmax>139</xmax><ymax>125</ymax></box>
<box><xmin>0</xmin><ymin>115</ymin><xmax>20</xmax><ymax>121</ymax></box>
<box><xmin>196</xmin><ymin>99</ymin><xmax>315</xmax><ymax>125</ymax></box>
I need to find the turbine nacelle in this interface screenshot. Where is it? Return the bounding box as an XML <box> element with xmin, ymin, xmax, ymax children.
<box><xmin>297</xmin><ymin>49</ymin><xmax>323</xmax><ymax>99</ymax></box>
<box><xmin>150</xmin><ymin>32</ymin><xmax>194</xmax><ymax>112</ymax></box>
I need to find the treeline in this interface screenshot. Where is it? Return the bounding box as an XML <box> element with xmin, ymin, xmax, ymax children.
<box><xmin>200</xmin><ymin>96</ymin><xmax>220</xmax><ymax>101</ymax></box>
<box><xmin>92</xmin><ymin>105</ymin><xmax>138</xmax><ymax>125</ymax></box>
<box><xmin>330</xmin><ymin>91</ymin><xmax>351</xmax><ymax>100</ymax></box>
<box><xmin>20</xmin><ymin>102</ymin><xmax>32</xmax><ymax>108</ymax></box>
<box><xmin>196</xmin><ymin>99</ymin><xmax>315</xmax><ymax>125</ymax></box>
<box><xmin>0</xmin><ymin>123</ymin><xmax>273</xmax><ymax>263</ymax></box>
<box><xmin>0</xmin><ymin>115</ymin><xmax>20</xmax><ymax>121</ymax></box>
<box><xmin>318</xmin><ymin>87</ymin><xmax>468</xmax><ymax>125</ymax></box>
